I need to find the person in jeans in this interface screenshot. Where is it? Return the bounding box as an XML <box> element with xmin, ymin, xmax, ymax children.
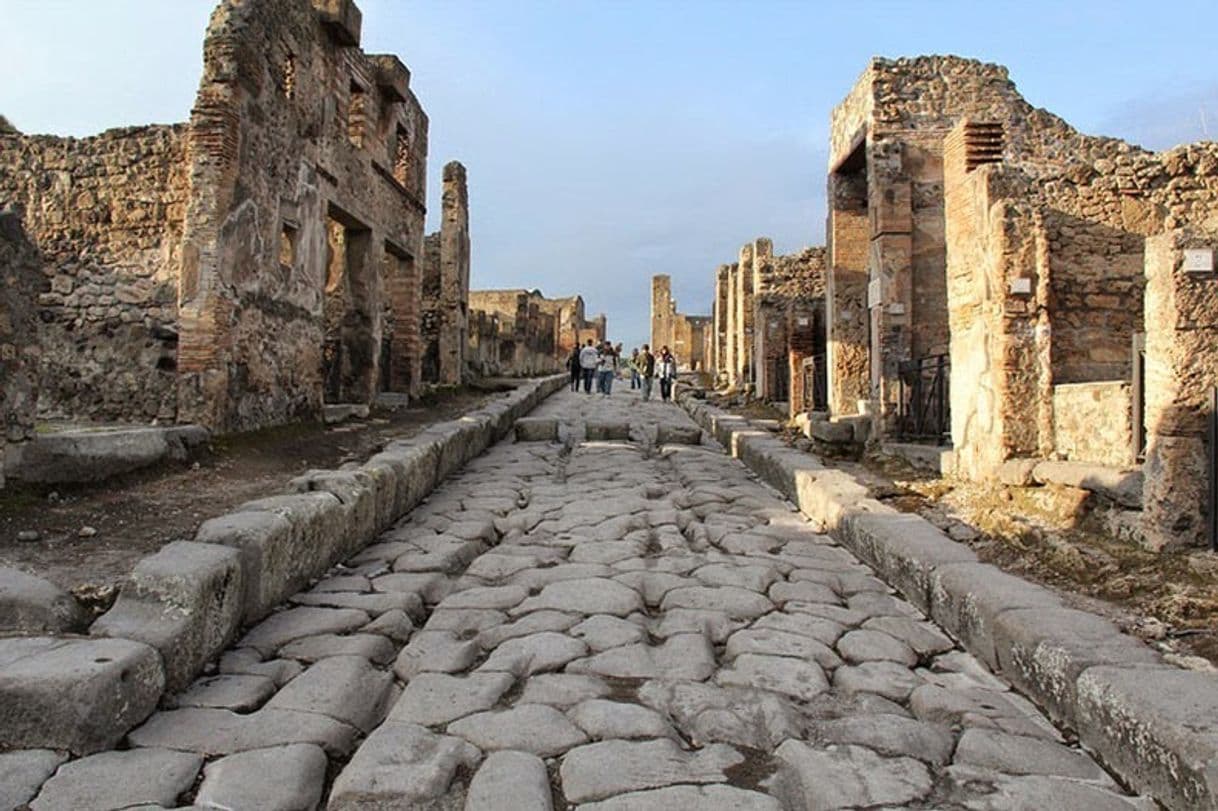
<box><xmin>658</xmin><ymin>346</ymin><xmax>677</xmax><ymax>402</ymax></box>
<box><xmin>597</xmin><ymin>341</ymin><xmax>616</xmax><ymax>395</ymax></box>
<box><xmin>640</xmin><ymin>344</ymin><xmax>656</xmax><ymax>401</ymax></box>
<box><xmin>628</xmin><ymin>348</ymin><xmax>641</xmax><ymax>389</ymax></box>
<box><xmin>578</xmin><ymin>339</ymin><xmax>599</xmax><ymax>393</ymax></box>
<box><xmin>567</xmin><ymin>345</ymin><xmax>582</xmax><ymax>392</ymax></box>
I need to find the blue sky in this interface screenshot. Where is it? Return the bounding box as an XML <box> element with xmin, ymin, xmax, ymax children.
<box><xmin>4</xmin><ymin>1</ymin><xmax>1217</xmax><ymax>349</ymax></box>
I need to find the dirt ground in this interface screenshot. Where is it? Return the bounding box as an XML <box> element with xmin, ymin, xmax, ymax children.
<box><xmin>709</xmin><ymin>394</ymin><xmax>1218</xmax><ymax>668</ymax></box>
<box><xmin>0</xmin><ymin>383</ymin><xmax>508</xmax><ymax>605</ymax></box>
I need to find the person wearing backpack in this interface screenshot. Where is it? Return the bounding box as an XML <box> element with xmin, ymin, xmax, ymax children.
<box><xmin>578</xmin><ymin>339</ymin><xmax>599</xmax><ymax>394</ymax></box>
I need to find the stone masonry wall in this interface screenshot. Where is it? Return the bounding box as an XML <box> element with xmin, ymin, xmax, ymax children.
<box><xmin>1052</xmin><ymin>381</ymin><xmax>1134</xmax><ymax>468</ymax></box>
<box><xmin>752</xmin><ymin>247</ymin><xmax>826</xmax><ymax>401</ymax></box>
<box><xmin>0</xmin><ymin>126</ymin><xmax>187</xmax><ymax>422</ymax></box>
<box><xmin>178</xmin><ymin>0</ymin><xmax>428</xmax><ymax>432</ymax></box>
<box><xmin>0</xmin><ymin>210</ymin><xmax>42</xmax><ymax>488</ymax></box>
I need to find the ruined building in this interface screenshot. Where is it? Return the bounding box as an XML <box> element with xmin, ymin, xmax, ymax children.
<box><xmin>0</xmin><ymin>210</ymin><xmax>42</xmax><ymax>488</ymax></box>
<box><xmin>825</xmin><ymin>55</ymin><xmax>1218</xmax><ymax>549</ymax></box>
<box><xmin>0</xmin><ymin>0</ymin><xmax>440</xmax><ymax>434</ymax></box>
<box><xmin>467</xmin><ymin>289</ymin><xmax>606</xmax><ymax>376</ymax></box>
<box><xmin>420</xmin><ymin>161</ymin><xmax>470</xmax><ymax>386</ymax></box>
<box><xmin>650</xmin><ymin>274</ymin><xmax>709</xmax><ymax>370</ymax></box>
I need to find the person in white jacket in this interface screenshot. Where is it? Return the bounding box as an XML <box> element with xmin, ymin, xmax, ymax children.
<box><xmin>578</xmin><ymin>339</ymin><xmax>599</xmax><ymax>394</ymax></box>
<box><xmin>658</xmin><ymin>346</ymin><xmax>678</xmax><ymax>402</ymax></box>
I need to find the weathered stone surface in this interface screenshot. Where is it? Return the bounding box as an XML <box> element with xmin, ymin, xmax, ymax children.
<box><xmin>466</xmin><ymin>750</ymin><xmax>554</xmax><ymax>811</ymax></box>
<box><xmin>568</xmin><ymin>634</ymin><xmax>715</xmax><ymax>680</ymax></box>
<box><xmin>389</xmin><ymin>672</ymin><xmax>514</xmax><ymax>727</ymax></box>
<box><xmin>174</xmin><ymin>673</ymin><xmax>276</xmax><ymax>712</ymax></box>
<box><xmin>638</xmin><ymin>680</ymin><xmax>803</xmax><ymax>750</ymax></box>
<box><xmin>328</xmin><ymin>722</ymin><xmax>481</xmax><ymax>810</ymax></box>
<box><xmin>393</xmin><ymin>630</ymin><xmax>479</xmax><ymax>679</ymax></box>
<box><xmin>773</xmin><ymin>741</ymin><xmax>932</xmax><ymax>810</ymax></box>
<box><xmin>29</xmin><ymin>748</ymin><xmax>202</xmax><ymax>811</ymax></box>
<box><xmin>560</xmin><ymin>738</ymin><xmax>743</xmax><ymax>803</ymax></box>
<box><xmin>580</xmin><ymin>784</ymin><xmax>780</xmax><ymax>811</ymax></box>
<box><xmin>0</xmin><ymin>566</ymin><xmax>84</xmax><ymax>633</ymax></box>
<box><xmin>478</xmin><ymin>609</ymin><xmax>581</xmax><ymax>649</ymax></box>
<box><xmin>661</xmin><ymin>586</ymin><xmax>774</xmax><ymax>619</ymax></box>
<box><xmin>570</xmin><ymin>614</ymin><xmax>647</xmax><ymax>651</ymax></box>
<box><xmin>831</xmin><ymin>661</ymin><xmax>921</xmax><ymax>702</ymax></box>
<box><xmin>949</xmin><ymin>766</ymin><xmax>1157</xmax><ymax>811</ymax></box>
<box><xmin>0</xmin><ymin>749</ymin><xmax>68</xmax><ymax>811</ymax></box>
<box><xmin>127</xmin><ymin>706</ymin><xmax>359</xmax><ymax>757</ymax></box>
<box><xmin>568</xmin><ymin>699</ymin><xmax>678</xmax><ymax>741</ymax></box>
<box><xmin>724</xmin><ymin>628</ymin><xmax>840</xmax><ymax>669</ymax></box>
<box><xmin>511</xmin><ymin>578</ymin><xmax>643</xmax><ymax>617</ymax></box>
<box><xmin>91</xmin><ymin>540</ymin><xmax>245</xmax><ymax>691</ymax></box>
<box><xmin>479</xmin><ymin>631</ymin><xmax>589</xmax><ymax>677</ymax></box>
<box><xmin>715</xmin><ymin>653</ymin><xmax>828</xmax><ymax>701</ymax></box>
<box><xmin>0</xmin><ymin>636</ymin><xmax>163</xmax><ymax>754</ymax></box>
<box><xmin>237</xmin><ymin>607</ymin><xmax>370</xmax><ymax>656</ymax></box>
<box><xmin>264</xmin><ymin>655</ymin><xmax>394</xmax><ymax>732</ymax></box>
<box><xmin>954</xmin><ymin>727</ymin><xmax>1110</xmax><ymax>781</ymax></box>
<box><xmin>836</xmin><ymin>628</ymin><xmax>918</xmax><ymax>666</ymax></box>
<box><xmin>818</xmin><ymin>715</ymin><xmax>955</xmax><ymax>765</ymax></box>
<box><xmin>518</xmin><ymin>673</ymin><xmax>610</xmax><ymax>708</ymax></box>
<box><xmin>195</xmin><ymin>743</ymin><xmax>328</xmax><ymax>811</ymax></box>
<box><xmin>279</xmin><ymin>632</ymin><xmax>396</xmax><ymax>664</ymax></box>
<box><xmin>449</xmin><ymin>703</ymin><xmax>589</xmax><ymax>756</ymax></box>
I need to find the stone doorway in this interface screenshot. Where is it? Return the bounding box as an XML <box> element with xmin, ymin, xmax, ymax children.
<box><xmin>322</xmin><ymin>206</ymin><xmax>375</xmax><ymax>405</ymax></box>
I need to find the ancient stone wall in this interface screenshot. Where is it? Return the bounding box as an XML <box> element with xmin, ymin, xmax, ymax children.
<box><xmin>0</xmin><ymin>126</ymin><xmax>187</xmax><ymax>422</ymax></box>
<box><xmin>468</xmin><ymin>288</ymin><xmax>593</xmax><ymax>376</ymax></box>
<box><xmin>651</xmin><ymin>274</ymin><xmax>709</xmax><ymax>370</ymax></box>
<box><xmin>178</xmin><ymin>0</ymin><xmax>429</xmax><ymax>431</ymax></box>
<box><xmin>751</xmin><ymin>247</ymin><xmax>826</xmax><ymax>402</ymax></box>
<box><xmin>1052</xmin><ymin>381</ymin><xmax>1134</xmax><ymax>468</ymax></box>
<box><xmin>0</xmin><ymin>210</ymin><xmax>42</xmax><ymax>488</ymax></box>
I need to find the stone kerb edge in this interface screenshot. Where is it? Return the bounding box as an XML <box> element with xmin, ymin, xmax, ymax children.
<box><xmin>674</xmin><ymin>389</ymin><xmax>1218</xmax><ymax>811</ymax></box>
<box><xmin>0</xmin><ymin>376</ymin><xmax>566</xmax><ymax>754</ymax></box>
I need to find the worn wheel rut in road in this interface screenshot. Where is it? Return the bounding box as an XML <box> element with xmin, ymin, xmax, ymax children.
<box><xmin>10</xmin><ymin>388</ymin><xmax>1158</xmax><ymax>810</ymax></box>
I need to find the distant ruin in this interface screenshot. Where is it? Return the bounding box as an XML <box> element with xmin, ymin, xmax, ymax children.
<box><xmin>650</xmin><ymin>275</ymin><xmax>709</xmax><ymax>371</ymax></box>
<box><xmin>468</xmin><ymin>289</ymin><xmax>606</xmax><ymax>376</ymax></box>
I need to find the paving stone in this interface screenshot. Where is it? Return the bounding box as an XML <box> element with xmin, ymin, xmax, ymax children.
<box><xmin>173</xmin><ymin>673</ymin><xmax>276</xmax><ymax>711</ymax></box>
<box><xmin>837</xmin><ymin>629</ymin><xmax>918</xmax><ymax>666</ymax></box>
<box><xmin>693</xmin><ymin>562</ymin><xmax>780</xmax><ymax>593</ymax></box>
<box><xmin>568</xmin><ymin>698</ymin><xmax>679</xmax><ymax>741</ymax></box>
<box><xmin>361</xmin><ymin>608</ymin><xmax>415</xmax><ymax>643</ymax></box>
<box><xmin>661</xmin><ymin>586</ymin><xmax>774</xmax><ymax>619</ymax></box>
<box><xmin>715</xmin><ymin>653</ymin><xmax>829</xmax><ymax>701</ymax></box>
<box><xmin>773</xmin><ymin>741</ymin><xmax>932</xmax><ymax>810</ymax></box>
<box><xmin>238</xmin><ymin>607</ymin><xmax>370</xmax><ymax>656</ymax></box>
<box><xmin>0</xmin><ymin>566</ymin><xmax>84</xmax><ymax>633</ymax></box>
<box><xmin>568</xmin><ymin>634</ymin><xmax>715</xmax><ymax>680</ymax></box>
<box><xmin>846</xmin><ymin>591</ymin><xmax>922</xmax><ymax>619</ymax></box>
<box><xmin>954</xmin><ymin>727</ymin><xmax>1111</xmax><ymax>781</ymax></box>
<box><xmin>751</xmin><ymin>612</ymin><xmax>844</xmax><ymax>646</ymax></box>
<box><xmin>389</xmin><ymin>672</ymin><xmax>515</xmax><ymax>727</ymax></box>
<box><xmin>466</xmin><ymin>750</ymin><xmax>554</xmax><ymax>811</ymax></box>
<box><xmin>264</xmin><ymin>655</ymin><xmax>393</xmax><ymax>732</ymax></box>
<box><xmin>612</xmin><ymin>571</ymin><xmax>692</xmax><ymax>606</ymax></box>
<box><xmin>832</xmin><ymin>661</ymin><xmax>922</xmax><ymax>702</ymax></box>
<box><xmin>371</xmin><ymin>572</ymin><xmax>453</xmax><ymax>604</ymax></box>
<box><xmin>724</xmin><ymin>628</ymin><xmax>841</xmax><ymax>669</ymax></box>
<box><xmin>312</xmin><ymin>575</ymin><xmax>371</xmax><ymax>593</ymax></box>
<box><xmin>449</xmin><ymin>703</ymin><xmax>589</xmax><ymax>756</ymax></box>
<box><xmin>128</xmin><ymin>706</ymin><xmax>360</xmax><ymax>757</ymax></box>
<box><xmin>29</xmin><ymin>748</ymin><xmax>202</xmax><ymax>811</ymax></box>
<box><xmin>464</xmin><ymin>553</ymin><xmax>538</xmax><ymax>581</ymax></box>
<box><xmin>291</xmin><ymin>589</ymin><xmax>423</xmax><ymax>618</ymax></box>
<box><xmin>511</xmin><ymin>577</ymin><xmax>644</xmax><ymax>617</ymax></box>
<box><xmin>194</xmin><ymin>743</ymin><xmax>327</xmax><ymax>811</ymax></box>
<box><xmin>478</xmin><ymin>609</ymin><xmax>581</xmax><ymax>649</ymax></box>
<box><xmin>218</xmin><ymin>649</ymin><xmax>304</xmax><ymax>686</ymax></box>
<box><xmin>423</xmin><ymin>607</ymin><xmax>508</xmax><ymax>634</ymax></box>
<box><xmin>785</xmin><ymin>602</ymin><xmax>870</xmax><ymax>627</ymax></box>
<box><xmin>862</xmin><ymin>616</ymin><xmax>955</xmax><ymax>657</ymax></box>
<box><xmin>279</xmin><ymin>632</ymin><xmax>396</xmax><ymax>664</ymax></box>
<box><xmin>0</xmin><ymin>749</ymin><xmax>68</xmax><ymax>811</ymax></box>
<box><xmin>518</xmin><ymin>673</ymin><xmax>611</xmax><ymax>707</ymax></box>
<box><xmin>394</xmin><ymin>630</ymin><xmax>479</xmax><ymax>679</ymax></box>
<box><xmin>653</xmin><ymin>608</ymin><xmax>747</xmax><ymax>643</ymax></box>
<box><xmin>909</xmin><ymin>684</ymin><xmax>1060</xmax><ymax>740</ymax></box>
<box><xmin>818</xmin><ymin>715</ymin><xmax>956</xmax><ymax>765</ymax></box>
<box><xmin>440</xmin><ymin>584</ymin><xmax>529</xmax><ymax>610</ymax></box>
<box><xmin>948</xmin><ymin>766</ymin><xmax>1156</xmax><ymax>811</ymax></box>
<box><xmin>328</xmin><ymin>722</ymin><xmax>480</xmax><ymax>810</ymax></box>
<box><xmin>637</xmin><ymin>681</ymin><xmax>803</xmax><ymax>750</ymax></box>
<box><xmin>478</xmin><ymin>631</ymin><xmax>589</xmax><ymax>676</ymax></box>
<box><xmin>768</xmin><ymin>580</ymin><xmax>840</xmax><ymax>606</ymax></box>
<box><xmin>570</xmin><ymin>614</ymin><xmax>647</xmax><ymax>651</ymax></box>
<box><xmin>578</xmin><ymin>785</ymin><xmax>780</xmax><ymax>810</ymax></box>
<box><xmin>560</xmin><ymin>738</ymin><xmax>743</xmax><ymax>803</ymax></box>
<box><xmin>570</xmin><ymin>541</ymin><xmax>643</xmax><ymax>565</ymax></box>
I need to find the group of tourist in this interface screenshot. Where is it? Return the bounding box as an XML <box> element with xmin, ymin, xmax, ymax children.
<box><xmin>568</xmin><ymin>340</ymin><xmax>679</xmax><ymax>401</ymax></box>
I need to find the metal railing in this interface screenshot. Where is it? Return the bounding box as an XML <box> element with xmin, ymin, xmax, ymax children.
<box><xmin>897</xmin><ymin>353</ymin><xmax>951</xmax><ymax>444</ymax></box>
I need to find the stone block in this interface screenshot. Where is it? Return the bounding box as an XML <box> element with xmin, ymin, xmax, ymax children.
<box><xmin>586</xmin><ymin>421</ymin><xmax>631</xmax><ymax>441</ymax></box>
<box><xmin>358</xmin><ymin>459</ymin><xmax>399</xmax><ymax>535</ymax></box>
<box><xmin>999</xmin><ymin>458</ymin><xmax>1040</xmax><ymax>486</ymax></box>
<box><xmin>811</xmin><ymin>420</ymin><xmax>856</xmax><ymax>444</ymax></box>
<box><xmin>92</xmin><ymin>540</ymin><xmax>245</xmax><ymax>692</ymax></box>
<box><xmin>839</xmin><ymin>513</ymin><xmax>978</xmax><ymax>614</ymax></box>
<box><xmin>1032</xmin><ymin>460</ymin><xmax>1142</xmax><ymax>508</ymax></box>
<box><xmin>328</xmin><ymin>721</ymin><xmax>481</xmax><ymax>809</ymax></box>
<box><xmin>264</xmin><ymin>655</ymin><xmax>394</xmax><ymax>733</ymax></box>
<box><xmin>0</xmin><ymin>749</ymin><xmax>68</xmax><ymax>811</ymax></box>
<box><xmin>323</xmin><ymin>404</ymin><xmax>369</xmax><ymax>424</ymax></box>
<box><xmin>289</xmin><ymin>468</ymin><xmax>378</xmax><ymax>558</ymax></box>
<box><xmin>656</xmin><ymin>424</ymin><xmax>702</xmax><ymax>445</ymax></box>
<box><xmin>195</xmin><ymin>743</ymin><xmax>328</xmax><ymax>811</ymax></box>
<box><xmin>928</xmin><ymin>563</ymin><xmax>1063</xmax><ymax>669</ymax></box>
<box><xmin>28</xmin><ymin>748</ymin><xmax>202</xmax><ymax>811</ymax></box>
<box><xmin>5</xmin><ymin>427</ymin><xmax>174</xmax><ymax>484</ymax></box>
<box><xmin>0</xmin><ymin>637</ymin><xmax>164</xmax><ymax>754</ymax></box>
<box><xmin>0</xmin><ymin>566</ymin><xmax>84</xmax><ymax>633</ymax></box>
<box><xmin>234</xmin><ymin>491</ymin><xmax>347</xmax><ymax>599</ymax></box>
<box><xmin>991</xmin><ymin>607</ymin><xmax>1162</xmax><ymax>726</ymax></box>
<box><xmin>1075</xmin><ymin>665</ymin><xmax>1218</xmax><ymax>811</ymax></box>
<box><xmin>370</xmin><ymin>54</ymin><xmax>411</xmax><ymax>102</ymax></box>
<box><xmin>515</xmin><ymin>417</ymin><xmax>559</xmax><ymax>441</ymax></box>
<box><xmin>194</xmin><ymin>510</ymin><xmax>295</xmax><ymax>622</ymax></box>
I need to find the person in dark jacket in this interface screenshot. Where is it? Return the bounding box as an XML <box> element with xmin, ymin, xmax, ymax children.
<box><xmin>640</xmin><ymin>344</ymin><xmax>656</xmax><ymax>401</ymax></box>
<box><xmin>568</xmin><ymin>345</ymin><xmax>581</xmax><ymax>392</ymax></box>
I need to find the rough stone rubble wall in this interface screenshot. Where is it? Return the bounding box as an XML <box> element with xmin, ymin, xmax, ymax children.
<box><xmin>177</xmin><ymin>0</ymin><xmax>429</xmax><ymax>432</ymax></box>
<box><xmin>0</xmin><ymin>210</ymin><xmax>42</xmax><ymax>488</ymax></box>
<box><xmin>751</xmin><ymin>246</ymin><xmax>827</xmax><ymax>401</ymax></box>
<box><xmin>0</xmin><ymin>126</ymin><xmax>187</xmax><ymax>423</ymax></box>
<box><xmin>468</xmin><ymin>289</ymin><xmax>590</xmax><ymax>376</ymax></box>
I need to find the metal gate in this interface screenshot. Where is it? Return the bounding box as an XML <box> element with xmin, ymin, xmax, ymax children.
<box><xmin>897</xmin><ymin>354</ymin><xmax>950</xmax><ymax>444</ymax></box>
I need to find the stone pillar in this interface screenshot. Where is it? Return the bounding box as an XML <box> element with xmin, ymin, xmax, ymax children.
<box><xmin>868</xmin><ymin>139</ymin><xmax>914</xmax><ymax>433</ymax></box>
<box><xmin>750</xmin><ymin>238</ymin><xmax>773</xmax><ymax>397</ymax></box>
<box><xmin>827</xmin><ymin>170</ymin><xmax>869</xmax><ymax>416</ymax></box>
<box><xmin>0</xmin><ymin>210</ymin><xmax>42</xmax><ymax>489</ymax></box>
<box><xmin>438</xmin><ymin>161</ymin><xmax>469</xmax><ymax>385</ymax></box>
<box><xmin>787</xmin><ymin>302</ymin><xmax>820</xmax><ymax>420</ymax></box>
<box><xmin>724</xmin><ymin>263</ymin><xmax>738</xmax><ymax>388</ymax></box>
<box><xmin>651</xmin><ymin>274</ymin><xmax>674</xmax><ymax>352</ymax></box>
<box><xmin>734</xmin><ymin>243</ymin><xmax>755</xmax><ymax>388</ymax></box>
<box><xmin>1141</xmin><ymin>228</ymin><xmax>1218</xmax><ymax>550</ymax></box>
<box><xmin>713</xmin><ymin>265</ymin><xmax>730</xmax><ymax>381</ymax></box>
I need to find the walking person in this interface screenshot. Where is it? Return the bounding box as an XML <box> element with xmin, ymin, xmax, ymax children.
<box><xmin>658</xmin><ymin>346</ymin><xmax>677</xmax><ymax>402</ymax></box>
<box><xmin>568</xmin><ymin>344</ymin><xmax>582</xmax><ymax>392</ymax></box>
<box><xmin>579</xmin><ymin>339</ymin><xmax>599</xmax><ymax>394</ymax></box>
<box><xmin>629</xmin><ymin>348</ymin><xmax>641</xmax><ymax>390</ymax></box>
<box><xmin>597</xmin><ymin>341</ymin><xmax>616</xmax><ymax>396</ymax></box>
<box><xmin>640</xmin><ymin>344</ymin><xmax>655</xmax><ymax>402</ymax></box>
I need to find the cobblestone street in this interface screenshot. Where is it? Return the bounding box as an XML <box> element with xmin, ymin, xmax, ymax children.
<box><xmin>7</xmin><ymin>387</ymin><xmax>1159</xmax><ymax>810</ymax></box>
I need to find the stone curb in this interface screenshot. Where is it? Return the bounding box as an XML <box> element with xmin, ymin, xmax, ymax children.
<box><xmin>0</xmin><ymin>375</ymin><xmax>567</xmax><ymax>755</ymax></box>
<box><xmin>675</xmin><ymin>386</ymin><xmax>1218</xmax><ymax>811</ymax></box>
